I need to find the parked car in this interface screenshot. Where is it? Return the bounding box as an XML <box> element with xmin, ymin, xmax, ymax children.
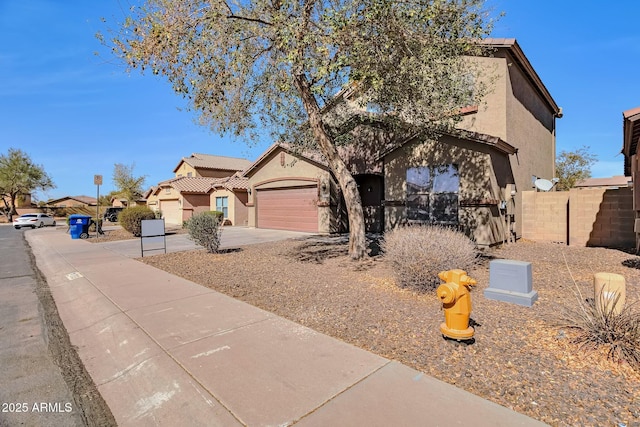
<box><xmin>103</xmin><ymin>207</ymin><xmax>125</xmax><ymax>222</ymax></box>
<box><xmin>13</xmin><ymin>213</ymin><xmax>56</xmax><ymax>229</ymax></box>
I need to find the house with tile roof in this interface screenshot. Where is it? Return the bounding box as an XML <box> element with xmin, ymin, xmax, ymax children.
<box><xmin>149</xmin><ymin>154</ymin><xmax>251</xmax><ymax>226</ymax></box>
<box><xmin>47</xmin><ymin>195</ymin><xmax>97</xmax><ymax>207</ymax></box>
<box><xmin>173</xmin><ymin>153</ymin><xmax>252</xmax><ymax>178</ymax></box>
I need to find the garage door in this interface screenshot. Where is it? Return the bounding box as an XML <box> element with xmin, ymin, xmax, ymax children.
<box><xmin>257</xmin><ymin>187</ymin><xmax>318</xmax><ymax>232</ymax></box>
<box><xmin>160</xmin><ymin>200</ymin><xmax>182</xmax><ymax>225</ymax></box>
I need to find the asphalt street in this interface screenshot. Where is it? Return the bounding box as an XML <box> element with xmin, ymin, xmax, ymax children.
<box><xmin>0</xmin><ymin>224</ymin><xmax>102</xmax><ymax>426</ymax></box>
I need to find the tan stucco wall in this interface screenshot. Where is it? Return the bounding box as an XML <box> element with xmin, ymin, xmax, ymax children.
<box><xmin>384</xmin><ymin>136</ymin><xmax>513</xmax><ymax>246</ymax></box>
<box><xmin>146</xmin><ymin>193</ymin><xmax>159</xmax><ymax>212</ymax></box>
<box><xmin>182</xmin><ymin>194</ymin><xmax>211</xmax><ymax>222</ymax></box>
<box><xmin>210</xmin><ymin>189</ymin><xmax>249</xmax><ymax>226</ymax></box>
<box><xmin>459</xmin><ymin>51</ymin><xmax>556</xmax><ymax>238</ymax></box>
<box><xmin>175</xmin><ymin>163</ymin><xmax>198</xmax><ymax>177</ymax></box>
<box><xmin>246</xmin><ymin>148</ymin><xmax>334</xmax><ymax>232</ymax></box>
<box><xmin>175</xmin><ymin>162</ymin><xmax>236</xmax><ymax>178</ymax></box>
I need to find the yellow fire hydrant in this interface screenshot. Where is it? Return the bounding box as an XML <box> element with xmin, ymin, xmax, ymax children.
<box><xmin>437</xmin><ymin>269</ymin><xmax>477</xmax><ymax>340</ymax></box>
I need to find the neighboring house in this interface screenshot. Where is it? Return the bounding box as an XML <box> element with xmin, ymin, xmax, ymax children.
<box><xmin>2</xmin><ymin>193</ymin><xmax>32</xmax><ymax>208</ymax></box>
<box><xmin>244</xmin><ymin>38</ymin><xmax>562</xmax><ymax>245</ymax></box>
<box><xmin>110</xmin><ymin>197</ymin><xmax>147</xmax><ymax>207</ymax></box>
<box><xmin>150</xmin><ymin>153</ymin><xmax>252</xmax><ymax>225</ymax></box>
<box><xmin>622</xmin><ymin>106</ymin><xmax>640</xmax><ymax>249</ymax></box>
<box><xmin>575</xmin><ymin>176</ymin><xmax>632</xmax><ymax>189</ymax></box>
<box><xmin>143</xmin><ymin>187</ymin><xmax>158</xmax><ymax>211</ymax></box>
<box><xmin>244</xmin><ymin>143</ymin><xmax>341</xmax><ymax>233</ymax></box>
<box><xmin>47</xmin><ymin>195</ymin><xmax>97</xmax><ymax>207</ymax></box>
<box><xmin>174</xmin><ymin>153</ymin><xmax>252</xmax><ymax>178</ymax></box>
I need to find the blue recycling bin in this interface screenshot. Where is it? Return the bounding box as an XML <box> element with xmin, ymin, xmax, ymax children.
<box><xmin>69</xmin><ymin>214</ymin><xmax>92</xmax><ymax>239</ymax></box>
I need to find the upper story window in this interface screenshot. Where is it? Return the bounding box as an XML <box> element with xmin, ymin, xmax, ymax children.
<box><xmin>406</xmin><ymin>164</ymin><xmax>459</xmax><ymax>225</ymax></box>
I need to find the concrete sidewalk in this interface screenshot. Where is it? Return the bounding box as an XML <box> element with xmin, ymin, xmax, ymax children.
<box><xmin>27</xmin><ymin>227</ymin><xmax>548</xmax><ymax>426</ymax></box>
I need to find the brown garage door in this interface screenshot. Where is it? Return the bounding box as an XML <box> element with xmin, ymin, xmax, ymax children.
<box><xmin>257</xmin><ymin>186</ymin><xmax>318</xmax><ymax>232</ymax></box>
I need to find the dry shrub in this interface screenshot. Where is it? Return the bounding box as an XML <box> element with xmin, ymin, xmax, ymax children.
<box><xmin>560</xmin><ymin>291</ymin><xmax>640</xmax><ymax>371</ymax></box>
<box><xmin>381</xmin><ymin>225</ymin><xmax>477</xmax><ymax>291</ymax></box>
<box><xmin>185</xmin><ymin>212</ymin><xmax>222</xmax><ymax>253</ymax></box>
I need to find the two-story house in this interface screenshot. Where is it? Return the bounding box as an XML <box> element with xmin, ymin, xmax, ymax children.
<box><xmin>243</xmin><ymin>38</ymin><xmax>562</xmax><ymax>245</ymax></box>
<box><xmin>148</xmin><ymin>153</ymin><xmax>251</xmax><ymax>226</ymax></box>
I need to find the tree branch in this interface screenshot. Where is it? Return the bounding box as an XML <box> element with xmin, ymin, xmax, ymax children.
<box><xmin>226</xmin><ymin>14</ymin><xmax>273</xmax><ymax>26</ymax></box>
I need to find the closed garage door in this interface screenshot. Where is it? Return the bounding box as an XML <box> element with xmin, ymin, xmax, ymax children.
<box><xmin>257</xmin><ymin>186</ymin><xmax>318</xmax><ymax>232</ymax></box>
<box><xmin>161</xmin><ymin>200</ymin><xmax>182</xmax><ymax>225</ymax></box>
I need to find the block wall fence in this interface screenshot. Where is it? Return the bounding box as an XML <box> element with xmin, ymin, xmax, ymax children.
<box><xmin>522</xmin><ymin>187</ymin><xmax>635</xmax><ymax>248</ymax></box>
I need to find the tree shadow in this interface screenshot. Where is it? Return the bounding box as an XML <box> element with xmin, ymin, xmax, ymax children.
<box><xmin>291</xmin><ymin>234</ymin><xmax>383</xmax><ymax>263</ymax></box>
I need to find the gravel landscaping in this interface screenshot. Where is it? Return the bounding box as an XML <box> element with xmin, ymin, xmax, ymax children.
<box><xmin>132</xmin><ymin>233</ymin><xmax>640</xmax><ymax>426</ymax></box>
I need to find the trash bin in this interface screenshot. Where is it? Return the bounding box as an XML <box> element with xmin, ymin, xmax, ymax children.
<box><xmin>69</xmin><ymin>214</ymin><xmax>92</xmax><ymax>239</ymax></box>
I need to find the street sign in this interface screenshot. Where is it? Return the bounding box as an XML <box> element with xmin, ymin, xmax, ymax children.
<box><xmin>94</xmin><ymin>175</ymin><xmax>103</xmax><ymax>185</ymax></box>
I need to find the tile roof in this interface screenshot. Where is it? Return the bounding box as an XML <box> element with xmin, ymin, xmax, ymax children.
<box><xmin>157</xmin><ymin>174</ymin><xmax>249</xmax><ymax>194</ymax></box>
<box><xmin>174</xmin><ymin>153</ymin><xmax>252</xmax><ymax>173</ymax></box>
<box><xmin>47</xmin><ymin>195</ymin><xmax>97</xmax><ymax>205</ymax></box>
<box><xmin>575</xmin><ymin>176</ymin><xmax>632</xmax><ymax>188</ymax></box>
<box><xmin>158</xmin><ymin>177</ymin><xmax>214</xmax><ymax>194</ymax></box>
<box><xmin>212</xmin><ymin>172</ymin><xmax>249</xmax><ymax>191</ymax></box>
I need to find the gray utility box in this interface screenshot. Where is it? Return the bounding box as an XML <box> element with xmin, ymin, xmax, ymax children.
<box><xmin>484</xmin><ymin>260</ymin><xmax>538</xmax><ymax>307</ymax></box>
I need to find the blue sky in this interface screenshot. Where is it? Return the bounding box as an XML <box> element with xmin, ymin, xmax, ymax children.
<box><xmin>1</xmin><ymin>1</ymin><xmax>639</xmax><ymax>201</ymax></box>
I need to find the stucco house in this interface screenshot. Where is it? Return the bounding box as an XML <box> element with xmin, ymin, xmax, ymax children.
<box><xmin>244</xmin><ymin>38</ymin><xmax>562</xmax><ymax>246</ymax></box>
<box><xmin>150</xmin><ymin>153</ymin><xmax>251</xmax><ymax>225</ymax></box>
<box><xmin>47</xmin><ymin>195</ymin><xmax>97</xmax><ymax>207</ymax></box>
<box><xmin>244</xmin><ymin>143</ymin><xmax>341</xmax><ymax>233</ymax></box>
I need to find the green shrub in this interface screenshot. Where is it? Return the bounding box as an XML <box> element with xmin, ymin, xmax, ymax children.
<box><xmin>560</xmin><ymin>291</ymin><xmax>640</xmax><ymax>371</ymax></box>
<box><xmin>119</xmin><ymin>206</ymin><xmax>155</xmax><ymax>237</ymax></box>
<box><xmin>381</xmin><ymin>225</ymin><xmax>477</xmax><ymax>291</ymax></box>
<box><xmin>185</xmin><ymin>212</ymin><xmax>222</xmax><ymax>253</ymax></box>
<box><xmin>203</xmin><ymin>210</ymin><xmax>224</xmax><ymax>221</ymax></box>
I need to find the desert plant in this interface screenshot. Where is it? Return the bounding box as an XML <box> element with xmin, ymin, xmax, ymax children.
<box><xmin>381</xmin><ymin>225</ymin><xmax>477</xmax><ymax>291</ymax></box>
<box><xmin>118</xmin><ymin>206</ymin><xmax>155</xmax><ymax>237</ymax></box>
<box><xmin>560</xmin><ymin>289</ymin><xmax>640</xmax><ymax>371</ymax></box>
<box><xmin>185</xmin><ymin>212</ymin><xmax>222</xmax><ymax>253</ymax></box>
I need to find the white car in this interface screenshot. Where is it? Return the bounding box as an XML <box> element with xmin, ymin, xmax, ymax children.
<box><xmin>13</xmin><ymin>213</ymin><xmax>57</xmax><ymax>229</ymax></box>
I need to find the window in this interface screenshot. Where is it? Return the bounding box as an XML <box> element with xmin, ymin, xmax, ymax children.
<box><xmin>215</xmin><ymin>196</ymin><xmax>228</xmax><ymax>218</ymax></box>
<box><xmin>406</xmin><ymin>164</ymin><xmax>459</xmax><ymax>225</ymax></box>
<box><xmin>187</xmin><ymin>172</ymin><xmax>192</xmax><ymax>177</ymax></box>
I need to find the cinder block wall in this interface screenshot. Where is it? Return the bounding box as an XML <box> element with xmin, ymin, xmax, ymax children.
<box><xmin>522</xmin><ymin>191</ymin><xmax>569</xmax><ymax>243</ymax></box>
<box><xmin>569</xmin><ymin>187</ymin><xmax>634</xmax><ymax>247</ymax></box>
<box><xmin>522</xmin><ymin>187</ymin><xmax>634</xmax><ymax>248</ymax></box>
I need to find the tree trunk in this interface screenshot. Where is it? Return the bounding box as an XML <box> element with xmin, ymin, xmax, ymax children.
<box><xmin>293</xmin><ymin>74</ymin><xmax>367</xmax><ymax>260</ymax></box>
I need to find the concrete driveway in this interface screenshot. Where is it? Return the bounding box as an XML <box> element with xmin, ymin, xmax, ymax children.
<box><xmin>97</xmin><ymin>226</ymin><xmax>314</xmax><ymax>258</ymax></box>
